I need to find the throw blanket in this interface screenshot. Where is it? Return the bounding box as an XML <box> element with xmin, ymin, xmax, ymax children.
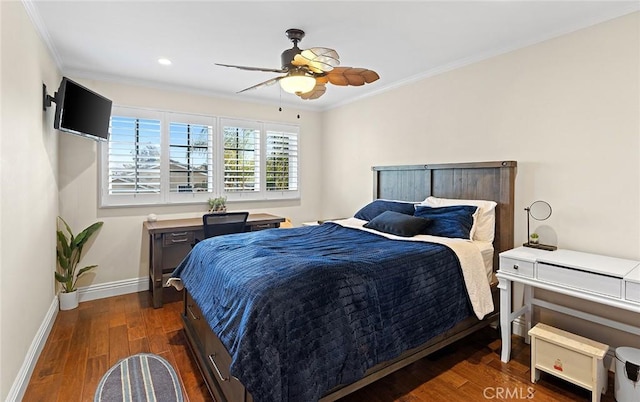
<box><xmin>335</xmin><ymin>217</ymin><xmax>494</xmax><ymax>318</ymax></box>
<box><xmin>172</xmin><ymin>223</ymin><xmax>474</xmax><ymax>402</ymax></box>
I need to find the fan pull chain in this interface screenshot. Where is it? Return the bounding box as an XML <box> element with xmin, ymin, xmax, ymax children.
<box><xmin>277</xmin><ymin>87</ymin><xmax>300</xmax><ymax>118</ymax></box>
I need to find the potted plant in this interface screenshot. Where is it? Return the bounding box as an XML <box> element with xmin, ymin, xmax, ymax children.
<box><xmin>208</xmin><ymin>196</ymin><xmax>227</xmax><ymax>213</ymax></box>
<box><xmin>529</xmin><ymin>233</ymin><xmax>539</xmax><ymax>244</ymax></box>
<box><xmin>55</xmin><ymin>217</ymin><xmax>104</xmax><ymax>310</ymax></box>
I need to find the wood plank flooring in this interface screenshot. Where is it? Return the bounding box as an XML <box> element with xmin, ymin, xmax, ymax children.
<box><xmin>24</xmin><ymin>290</ymin><xmax>616</xmax><ymax>401</ymax></box>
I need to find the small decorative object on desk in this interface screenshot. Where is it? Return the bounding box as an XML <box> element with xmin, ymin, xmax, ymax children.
<box><xmin>208</xmin><ymin>196</ymin><xmax>227</xmax><ymax>213</ymax></box>
<box><xmin>523</xmin><ymin>200</ymin><xmax>557</xmax><ymax>251</ymax></box>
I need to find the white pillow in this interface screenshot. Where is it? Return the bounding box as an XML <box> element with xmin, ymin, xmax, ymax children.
<box><xmin>421</xmin><ymin>196</ymin><xmax>497</xmax><ymax>242</ymax></box>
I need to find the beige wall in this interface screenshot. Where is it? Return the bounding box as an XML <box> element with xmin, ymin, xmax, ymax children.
<box><xmin>0</xmin><ymin>2</ymin><xmax>60</xmax><ymax>399</ymax></box>
<box><xmin>321</xmin><ymin>12</ymin><xmax>640</xmax><ymax>350</ymax></box>
<box><xmin>3</xmin><ymin>4</ymin><xmax>639</xmax><ymax>397</ymax></box>
<box><xmin>58</xmin><ymin>80</ymin><xmax>323</xmax><ymax>288</ymax></box>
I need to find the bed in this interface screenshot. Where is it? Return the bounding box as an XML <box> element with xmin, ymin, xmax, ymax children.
<box><xmin>171</xmin><ymin>161</ymin><xmax>517</xmax><ymax>402</ymax></box>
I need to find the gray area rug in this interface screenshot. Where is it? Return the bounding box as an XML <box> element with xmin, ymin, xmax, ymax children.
<box><xmin>94</xmin><ymin>353</ymin><xmax>183</xmax><ymax>402</ymax></box>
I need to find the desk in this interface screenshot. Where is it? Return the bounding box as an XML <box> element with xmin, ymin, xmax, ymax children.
<box><xmin>144</xmin><ymin>213</ymin><xmax>285</xmax><ymax>308</ymax></box>
<box><xmin>497</xmin><ymin>247</ymin><xmax>640</xmax><ymax>363</ymax></box>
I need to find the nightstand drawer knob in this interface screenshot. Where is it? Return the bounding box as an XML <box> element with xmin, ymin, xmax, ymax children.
<box><xmin>513</xmin><ymin>264</ymin><xmax>519</xmax><ymax>270</ymax></box>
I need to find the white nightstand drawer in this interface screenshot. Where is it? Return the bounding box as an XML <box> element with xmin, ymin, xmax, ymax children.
<box><xmin>537</xmin><ymin>262</ymin><xmax>622</xmax><ymax>298</ymax></box>
<box><xmin>500</xmin><ymin>257</ymin><xmax>534</xmax><ymax>277</ymax></box>
<box><xmin>625</xmin><ymin>281</ymin><xmax>640</xmax><ymax>303</ymax></box>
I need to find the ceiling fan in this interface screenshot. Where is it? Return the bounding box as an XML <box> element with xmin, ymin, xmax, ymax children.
<box><xmin>216</xmin><ymin>28</ymin><xmax>380</xmax><ymax>100</ymax></box>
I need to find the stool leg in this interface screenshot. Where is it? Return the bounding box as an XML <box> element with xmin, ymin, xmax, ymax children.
<box><xmin>530</xmin><ymin>339</ymin><xmax>540</xmax><ymax>383</ymax></box>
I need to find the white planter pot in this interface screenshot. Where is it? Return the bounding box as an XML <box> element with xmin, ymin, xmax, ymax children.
<box><xmin>59</xmin><ymin>290</ymin><xmax>79</xmax><ymax>310</ymax></box>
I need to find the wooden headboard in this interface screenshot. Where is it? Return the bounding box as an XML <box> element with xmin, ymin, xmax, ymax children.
<box><xmin>373</xmin><ymin>161</ymin><xmax>517</xmax><ymax>270</ymax></box>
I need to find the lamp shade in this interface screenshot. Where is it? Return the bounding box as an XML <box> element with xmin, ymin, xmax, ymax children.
<box><xmin>279</xmin><ymin>74</ymin><xmax>316</xmax><ymax>95</ymax></box>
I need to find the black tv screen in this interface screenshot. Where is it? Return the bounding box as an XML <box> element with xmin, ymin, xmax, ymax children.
<box><xmin>53</xmin><ymin>77</ymin><xmax>112</xmax><ymax>142</ymax></box>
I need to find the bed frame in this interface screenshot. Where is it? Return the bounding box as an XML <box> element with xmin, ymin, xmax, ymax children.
<box><xmin>182</xmin><ymin>161</ymin><xmax>517</xmax><ymax>402</ymax></box>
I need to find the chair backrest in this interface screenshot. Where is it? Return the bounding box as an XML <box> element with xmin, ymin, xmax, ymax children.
<box><xmin>202</xmin><ymin>212</ymin><xmax>249</xmax><ymax>239</ymax></box>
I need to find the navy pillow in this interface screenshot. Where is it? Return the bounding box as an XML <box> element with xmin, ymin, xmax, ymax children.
<box><xmin>413</xmin><ymin>205</ymin><xmax>478</xmax><ymax>239</ymax></box>
<box><xmin>363</xmin><ymin>211</ymin><xmax>431</xmax><ymax>237</ymax></box>
<box><xmin>354</xmin><ymin>199</ymin><xmax>416</xmax><ymax>221</ymax></box>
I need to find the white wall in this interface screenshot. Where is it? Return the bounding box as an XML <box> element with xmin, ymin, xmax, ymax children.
<box><xmin>321</xmin><ymin>12</ymin><xmax>640</xmax><ymax>350</ymax></box>
<box><xmin>58</xmin><ymin>81</ymin><xmax>324</xmax><ymax>288</ymax></box>
<box><xmin>0</xmin><ymin>2</ymin><xmax>60</xmax><ymax>400</ymax></box>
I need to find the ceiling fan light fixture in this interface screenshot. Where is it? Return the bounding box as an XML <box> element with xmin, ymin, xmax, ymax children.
<box><xmin>279</xmin><ymin>74</ymin><xmax>316</xmax><ymax>95</ymax></box>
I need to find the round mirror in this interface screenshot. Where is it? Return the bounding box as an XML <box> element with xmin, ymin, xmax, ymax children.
<box><xmin>529</xmin><ymin>200</ymin><xmax>552</xmax><ymax>221</ymax></box>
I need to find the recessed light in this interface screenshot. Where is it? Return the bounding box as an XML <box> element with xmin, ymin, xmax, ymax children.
<box><xmin>158</xmin><ymin>58</ymin><xmax>172</xmax><ymax>66</ymax></box>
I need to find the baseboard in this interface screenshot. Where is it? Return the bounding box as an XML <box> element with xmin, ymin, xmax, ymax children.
<box><xmin>513</xmin><ymin>317</ymin><xmax>527</xmax><ymax>338</ymax></box>
<box><xmin>6</xmin><ymin>277</ymin><xmax>149</xmax><ymax>400</ymax></box>
<box><xmin>78</xmin><ymin>277</ymin><xmax>149</xmax><ymax>302</ymax></box>
<box><xmin>5</xmin><ymin>297</ymin><xmax>59</xmax><ymax>402</ymax></box>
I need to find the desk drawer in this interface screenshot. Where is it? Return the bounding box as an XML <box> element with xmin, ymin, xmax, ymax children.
<box><xmin>163</xmin><ymin>231</ymin><xmax>194</xmax><ymax>247</ymax></box>
<box><xmin>537</xmin><ymin>262</ymin><xmax>622</xmax><ymax>298</ymax></box>
<box><xmin>249</xmin><ymin>222</ymin><xmax>279</xmax><ymax>231</ymax></box>
<box><xmin>500</xmin><ymin>257</ymin><xmax>534</xmax><ymax>278</ymax></box>
<box><xmin>625</xmin><ymin>281</ymin><xmax>640</xmax><ymax>303</ymax></box>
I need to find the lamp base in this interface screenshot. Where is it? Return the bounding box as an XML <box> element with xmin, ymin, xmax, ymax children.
<box><xmin>523</xmin><ymin>242</ymin><xmax>557</xmax><ymax>251</ymax></box>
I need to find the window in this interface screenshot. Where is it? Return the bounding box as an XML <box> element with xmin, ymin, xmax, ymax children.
<box><xmin>169</xmin><ymin>121</ymin><xmax>213</xmax><ymax>193</ymax></box>
<box><xmin>220</xmin><ymin>119</ymin><xmax>299</xmax><ymax>201</ymax></box>
<box><xmin>222</xmin><ymin>120</ymin><xmax>260</xmax><ymax>193</ymax></box>
<box><xmin>266</xmin><ymin>125</ymin><xmax>298</xmax><ymax>192</ymax></box>
<box><xmin>100</xmin><ymin>107</ymin><xmax>299</xmax><ymax>207</ymax></box>
<box><xmin>108</xmin><ymin>116</ymin><xmax>161</xmax><ymax>195</ymax></box>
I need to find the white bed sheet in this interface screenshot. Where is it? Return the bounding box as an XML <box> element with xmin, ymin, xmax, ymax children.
<box><xmin>474</xmin><ymin>240</ymin><xmax>495</xmax><ymax>283</ymax></box>
<box><xmin>333</xmin><ymin>218</ymin><xmax>494</xmax><ymax>320</ymax></box>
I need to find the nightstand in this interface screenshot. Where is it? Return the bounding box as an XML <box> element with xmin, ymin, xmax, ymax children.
<box><xmin>302</xmin><ymin>218</ymin><xmax>346</xmax><ymax>227</ymax></box>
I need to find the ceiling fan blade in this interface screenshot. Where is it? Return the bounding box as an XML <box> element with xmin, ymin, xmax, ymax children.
<box><xmin>215</xmin><ymin>63</ymin><xmax>286</xmax><ymax>73</ymax></box>
<box><xmin>237</xmin><ymin>76</ymin><xmax>283</xmax><ymax>93</ymax></box>
<box><xmin>292</xmin><ymin>48</ymin><xmax>340</xmax><ymax>73</ymax></box>
<box><xmin>326</xmin><ymin>67</ymin><xmax>380</xmax><ymax>86</ymax></box>
<box><xmin>298</xmin><ymin>82</ymin><xmax>327</xmax><ymax>100</ymax></box>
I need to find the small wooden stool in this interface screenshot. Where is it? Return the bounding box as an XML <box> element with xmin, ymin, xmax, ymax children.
<box><xmin>529</xmin><ymin>323</ymin><xmax>609</xmax><ymax>402</ymax></box>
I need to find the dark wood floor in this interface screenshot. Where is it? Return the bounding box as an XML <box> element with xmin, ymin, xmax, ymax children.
<box><xmin>24</xmin><ymin>290</ymin><xmax>615</xmax><ymax>402</ymax></box>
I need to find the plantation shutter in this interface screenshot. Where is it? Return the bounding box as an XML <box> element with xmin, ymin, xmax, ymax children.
<box><xmin>168</xmin><ymin>121</ymin><xmax>213</xmax><ymax>194</ymax></box>
<box><xmin>221</xmin><ymin>119</ymin><xmax>261</xmax><ymax>193</ymax></box>
<box><xmin>107</xmin><ymin>115</ymin><xmax>161</xmax><ymax>195</ymax></box>
<box><xmin>265</xmin><ymin>124</ymin><xmax>298</xmax><ymax>192</ymax></box>
<box><xmin>100</xmin><ymin>108</ymin><xmax>299</xmax><ymax>207</ymax></box>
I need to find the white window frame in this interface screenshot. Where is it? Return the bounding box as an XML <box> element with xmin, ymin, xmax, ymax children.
<box><xmin>99</xmin><ymin>106</ymin><xmax>300</xmax><ymax>207</ymax></box>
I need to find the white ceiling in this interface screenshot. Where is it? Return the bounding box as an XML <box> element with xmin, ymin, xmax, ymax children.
<box><xmin>27</xmin><ymin>1</ymin><xmax>639</xmax><ymax>111</ymax></box>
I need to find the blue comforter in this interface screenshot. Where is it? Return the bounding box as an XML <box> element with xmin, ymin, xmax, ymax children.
<box><xmin>172</xmin><ymin>223</ymin><xmax>472</xmax><ymax>402</ymax></box>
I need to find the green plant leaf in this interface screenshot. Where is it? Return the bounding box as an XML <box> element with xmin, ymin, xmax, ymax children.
<box><xmin>55</xmin><ymin>272</ymin><xmax>69</xmax><ymax>283</ymax></box>
<box><xmin>76</xmin><ymin>265</ymin><xmax>97</xmax><ymax>278</ymax></box>
<box><xmin>72</xmin><ymin>222</ymin><xmax>103</xmax><ymax>248</ymax></box>
<box><xmin>56</xmin><ymin>230</ymin><xmax>71</xmax><ymax>259</ymax></box>
<box><xmin>57</xmin><ymin>250</ymin><xmax>69</xmax><ymax>270</ymax></box>
<box><xmin>58</xmin><ymin>216</ymin><xmax>72</xmax><ymax>235</ymax></box>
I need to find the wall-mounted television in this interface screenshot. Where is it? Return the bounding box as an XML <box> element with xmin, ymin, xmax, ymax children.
<box><xmin>52</xmin><ymin>77</ymin><xmax>112</xmax><ymax>142</ymax></box>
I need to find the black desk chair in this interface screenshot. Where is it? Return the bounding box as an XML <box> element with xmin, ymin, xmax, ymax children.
<box><xmin>202</xmin><ymin>211</ymin><xmax>249</xmax><ymax>239</ymax></box>
<box><xmin>192</xmin><ymin>212</ymin><xmax>249</xmax><ymax>247</ymax></box>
